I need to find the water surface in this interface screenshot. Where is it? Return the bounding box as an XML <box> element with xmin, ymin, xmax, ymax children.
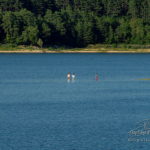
<box><xmin>0</xmin><ymin>53</ymin><xmax>150</xmax><ymax>150</ymax></box>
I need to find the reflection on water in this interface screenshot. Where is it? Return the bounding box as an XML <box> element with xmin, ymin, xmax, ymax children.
<box><xmin>0</xmin><ymin>53</ymin><xmax>150</xmax><ymax>150</ymax></box>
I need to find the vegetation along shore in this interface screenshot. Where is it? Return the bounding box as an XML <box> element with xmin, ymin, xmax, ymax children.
<box><xmin>0</xmin><ymin>0</ymin><xmax>150</xmax><ymax>50</ymax></box>
<box><xmin>0</xmin><ymin>44</ymin><xmax>150</xmax><ymax>53</ymax></box>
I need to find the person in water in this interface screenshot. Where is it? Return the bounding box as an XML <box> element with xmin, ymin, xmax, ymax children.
<box><xmin>72</xmin><ymin>73</ymin><xmax>76</xmax><ymax>81</ymax></box>
<box><xmin>95</xmin><ymin>73</ymin><xmax>99</xmax><ymax>81</ymax></box>
<box><xmin>67</xmin><ymin>72</ymin><xmax>71</xmax><ymax>81</ymax></box>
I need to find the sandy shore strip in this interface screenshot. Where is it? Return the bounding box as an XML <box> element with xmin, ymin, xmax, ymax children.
<box><xmin>1</xmin><ymin>49</ymin><xmax>150</xmax><ymax>53</ymax></box>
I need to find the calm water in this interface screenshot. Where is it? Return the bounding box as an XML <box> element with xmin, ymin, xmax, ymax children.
<box><xmin>0</xmin><ymin>53</ymin><xmax>150</xmax><ymax>150</ymax></box>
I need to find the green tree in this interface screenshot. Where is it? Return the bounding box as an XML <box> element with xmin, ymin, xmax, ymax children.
<box><xmin>75</xmin><ymin>11</ymin><xmax>94</xmax><ymax>47</ymax></box>
<box><xmin>2</xmin><ymin>11</ymin><xmax>21</xmax><ymax>44</ymax></box>
<box><xmin>37</xmin><ymin>38</ymin><xmax>43</xmax><ymax>47</ymax></box>
<box><xmin>0</xmin><ymin>0</ymin><xmax>22</xmax><ymax>11</ymax></box>
<box><xmin>21</xmin><ymin>26</ymin><xmax>39</xmax><ymax>45</ymax></box>
<box><xmin>44</xmin><ymin>10</ymin><xmax>66</xmax><ymax>45</ymax></box>
<box><xmin>0</xmin><ymin>0</ymin><xmax>150</xmax><ymax>47</ymax></box>
<box><xmin>116</xmin><ymin>18</ymin><xmax>131</xmax><ymax>43</ymax></box>
<box><xmin>145</xmin><ymin>25</ymin><xmax>150</xmax><ymax>44</ymax></box>
<box><xmin>106</xmin><ymin>0</ymin><xmax>121</xmax><ymax>17</ymax></box>
<box><xmin>0</xmin><ymin>11</ymin><xmax>4</xmax><ymax>43</ymax></box>
<box><xmin>140</xmin><ymin>0</ymin><xmax>150</xmax><ymax>22</ymax></box>
<box><xmin>60</xmin><ymin>6</ymin><xmax>77</xmax><ymax>46</ymax></box>
<box><xmin>128</xmin><ymin>0</ymin><xmax>141</xmax><ymax>18</ymax></box>
<box><xmin>130</xmin><ymin>18</ymin><xmax>145</xmax><ymax>44</ymax></box>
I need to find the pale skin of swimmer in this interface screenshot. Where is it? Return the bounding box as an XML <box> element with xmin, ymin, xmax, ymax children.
<box><xmin>67</xmin><ymin>73</ymin><xmax>71</xmax><ymax>80</ymax></box>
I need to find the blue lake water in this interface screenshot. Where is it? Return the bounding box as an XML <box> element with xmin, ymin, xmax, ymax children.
<box><xmin>0</xmin><ymin>53</ymin><xmax>150</xmax><ymax>150</ymax></box>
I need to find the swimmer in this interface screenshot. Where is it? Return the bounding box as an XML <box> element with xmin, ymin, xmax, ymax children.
<box><xmin>67</xmin><ymin>72</ymin><xmax>71</xmax><ymax>81</ymax></box>
<box><xmin>95</xmin><ymin>73</ymin><xmax>99</xmax><ymax>81</ymax></box>
<box><xmin>72</xmin><ymin>73</ymin><xmax>76</xmax><ymax>80</ymax></box>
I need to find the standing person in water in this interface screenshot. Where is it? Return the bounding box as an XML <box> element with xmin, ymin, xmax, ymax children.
<box><xmin>67</xmin><ymin>72</ymin><xmax>71</xmax><ymax>82</ymax></box>
<box><xmin>72</xmin><ymin>73</ymin><xmax>76</xmax><ymax>81</ymax></box>
<box><xmin>95</xmin><ymin>73</ymin><xmax>99</xmax><ymax>81</ymax></box>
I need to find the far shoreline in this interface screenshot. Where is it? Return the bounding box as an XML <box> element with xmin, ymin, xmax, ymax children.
<box><xmin>1</xmin><ymin>49</ymin><xmax>150</xmax><ymax>53</ymax></box>
<box><xmin>0</xmin><ymin>44</ymin><xmax>150</xmax><ymax>53</ymax></box>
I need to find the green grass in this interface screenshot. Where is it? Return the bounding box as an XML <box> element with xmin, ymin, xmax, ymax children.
<box><xmin>0</xmin><ymin>44</ymin><xmax>150</xmax><ymax>53</ymax></box>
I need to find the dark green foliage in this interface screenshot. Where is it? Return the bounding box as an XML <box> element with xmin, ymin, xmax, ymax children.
<box><xmin>0</xmin><ymin>0</ymin><xmax>22</xmax><ymax>11</ymax></box>
<box><xmin>0</xmin><ymin>0</ymin><xmax>150</xmax><ymax>47</ymax></box>
<box><xmin>2</xmin><ymin>9</ymin><xmax>38</xmax><ymax>44</ymax></box>
<box><xmin>0</xmin><ymin>11</ymin><xmax>3</xmax><ymax>40</ymax></box>
<box><xmin>75</xmin><ymin>11</ymin><xmax>95</xmax><ymax>47</ymax></box>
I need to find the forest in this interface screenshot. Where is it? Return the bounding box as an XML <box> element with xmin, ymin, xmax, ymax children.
<box><xmin>0</xmin><ymin>0</ymin><xmax>150</xmax><ymax>47</ymax></box>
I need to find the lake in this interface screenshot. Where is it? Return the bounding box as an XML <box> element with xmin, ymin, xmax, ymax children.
<box><xmin>0</xmin><ymin>53</ymin><xmax>150</xmax><ymax>150</ymax></box>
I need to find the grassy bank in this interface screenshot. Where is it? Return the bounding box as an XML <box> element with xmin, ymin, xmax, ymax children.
<box><xmin>0</xmin><ymin>44</ymin><xmax>150</xmax><ymax>53</ymax></box>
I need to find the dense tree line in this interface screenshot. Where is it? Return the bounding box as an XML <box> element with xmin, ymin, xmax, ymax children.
<box><xmin>0</xmin><ymin>0</ymin><xmax>150</xmax><ymax>47</ymax></box>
